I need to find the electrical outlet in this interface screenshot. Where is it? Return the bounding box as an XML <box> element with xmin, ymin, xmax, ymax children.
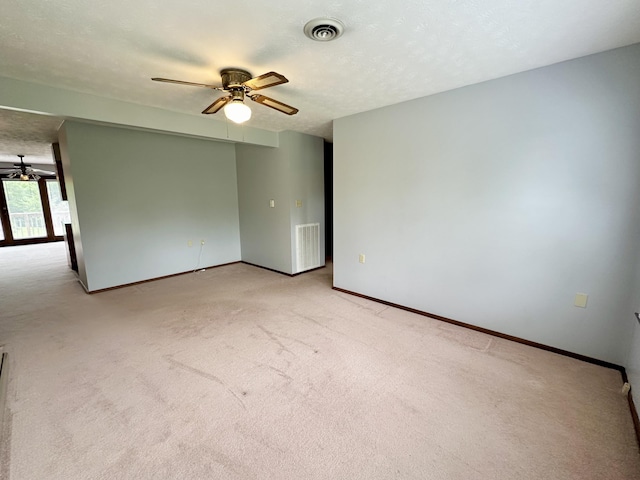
<box><xmin>359</xmin><ymin>254</ymin><xmax>365</xmax><ymax>264</ymax></box>
<box><xmin>200</xmin><ymin>240</ymin><xmax>205</xmax><ymax>246</ymax></box>
<box><xmin>296</xmin><ymin>200</ymin><xmax>303</xmax><ymax>208</ymax></box>
<box><xmin>269</xmin><ymin>199</ymin><xmax>275</xmax><ymax>208</ymax></box>
<box><xmin>187</xmin><ymin>240</ymin><xmax>193</xmax><ymax>247</ymax></box>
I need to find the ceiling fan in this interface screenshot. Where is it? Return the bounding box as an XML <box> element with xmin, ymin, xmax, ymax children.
<box><xmin>152</xmin><ymin>69</ymin><xmax>299</xmax><ymax>124</ymax></box>
<box><xmin>0</xmin><ymin>155</ymin><xmax>54</xmax><ymax>181</ymax></box>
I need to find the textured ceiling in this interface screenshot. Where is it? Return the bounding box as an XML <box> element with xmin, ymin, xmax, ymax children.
<box><xmin>0</xmin><ymin>110</ymin><xmax>62</xmax><ymax>165</ymax></box>
<box><xmin>1</xmin><ymin>0</ymin><xmax>640</xmax><ymax>152</ymax></box>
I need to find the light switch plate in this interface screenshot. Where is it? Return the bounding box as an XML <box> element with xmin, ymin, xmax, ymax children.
<box><xmin>269</xmin><ymin>199</ymin><xmax>275</xmax><ymax>208</ymax></box>
<box><xmin>574</xmin><ymin>293</ymin><xmax>588</xmax><ymax>308</ymax></box>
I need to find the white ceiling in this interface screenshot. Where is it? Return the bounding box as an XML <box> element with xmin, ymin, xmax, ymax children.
<box><xmin>1</xmin><ymin>0</ymin><xmax>640</xmax><ymax>163</ymax></box>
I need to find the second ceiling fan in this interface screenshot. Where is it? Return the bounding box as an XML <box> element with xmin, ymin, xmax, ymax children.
<box><xmin>0</xmin><ymin>155</ymin><xmax>54</xmax><ymax>181</ymax></box>
<box><xmin>152</xmin><ymin>69</ymin><xmax>298</xmax><ymax>124</ymax></box>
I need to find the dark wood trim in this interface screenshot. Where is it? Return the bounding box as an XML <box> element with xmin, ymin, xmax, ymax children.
<box><xmin>64</xmin><ymin>224</ymin><xmax>78</xmax><ymax>272</ymax></box>
<box><xmin>86</xmin><ymin>261</ymin><xmax>242</xmax><ymax>294</ymax></box>
<box><xmin>292</xmin><ymin>265</ymin><xmax>326</xmax><ymax>276</ymax></box>
<box><xmin>291</xmin><ymin>264</ymin><xmax>327</xmax><ymax>277</ymax></box>
<box><xmin>51</xmin><ymin>143</ymin><xmax>67</xmax><ymax>200</ymax></box>
<box><xmin>89</xmin><ymin>261</ymin><xmax>327</xmax><ymax>293</ymax></box>
<box><xmin>0</xmin><ymin>180</ymin><xmax>13</xmax><ymax>245</ymax></box>
<box><xmin>323</xmin><ymin>140</ymin><xmax>333</xmax><ymax>259</ymax></box>
<box><xmin>38</xmin><ymin>178</ymin><xmax>55</xmax><ymax>239</ymax></box>
<box><xmin>628</xmin><ymin>390</ymin><xmax>640</xmax><ymax>451</ymax></box>
<box><xmin>331</xmin><ymin>286</ymin><xmax>625</xmax><ymax>373</ymax></box>
<box><xmin>621</xmin><ymin>368</ymin><xmax>629</xmax><ymax>384</ymax></box>
<box><xmin>241</xmin><ymin>262</ymin><xmax>295</xmax><ymax>277</ymax></box>
<box><xmin>241</xmin><ymin>261</ymin><xmax>326</xmax><ymax>277</ymax></box>
<box><xmin>332</xmin><ymin>286</ymin><xmax>640</xmax><ymax>449</ymax></box>
<box><xmin>0</xmin><ymin>237</ymin><xmax>63</xmax><ymax>247</ymax></box>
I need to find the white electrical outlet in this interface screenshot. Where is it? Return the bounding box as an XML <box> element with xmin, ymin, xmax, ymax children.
<box><xmin>269</xmin><ymin>199</ymin><xmax>275</xmax><ymax>208</ymax></box>
<box><xmin>359</xmin><ymin>254</ymin><xmax>365</xmax><ymax>264</ymax></box>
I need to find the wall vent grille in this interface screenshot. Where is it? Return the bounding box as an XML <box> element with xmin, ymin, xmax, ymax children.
<box><xmin>296</xmin><ymin>223</ymin><xmax>321</xmax><ymax>273</ymax></box>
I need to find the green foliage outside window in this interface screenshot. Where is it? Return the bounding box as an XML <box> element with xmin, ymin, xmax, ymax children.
<box><xmin>3</xmin><ymin>180</ymin><xmax>43</xmax><ymax>214</ymax></box>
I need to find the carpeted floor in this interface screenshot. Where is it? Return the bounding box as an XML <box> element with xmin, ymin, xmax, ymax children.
<box><xmin>0</xmin><ymin>242</ymin><xmax>638</xmax><ymax>479</ymax></box>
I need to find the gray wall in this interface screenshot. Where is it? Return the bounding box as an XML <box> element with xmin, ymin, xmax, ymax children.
<box><xmin>236</xmin><ymin>131</ymin><xmax>324</xmax><ymax>275</ymax></box>
<box><xmin>60</xmin><ymin>121</ymin><xmax>241</xmax><ymax>291</ymax></box>
<box><xmin>334</xmin><ymin>44</ymin><xmax>640</xmax><ymax>365</ymax></box>
<box><xmin>286</xmin><ymin>132</ymin><xmax>326</xmax><ymax>272</ymax></box>
<box><xmin>235</xmin><ymin>141</ymin><xmax>294</xmax><ymax>273</ymax></box>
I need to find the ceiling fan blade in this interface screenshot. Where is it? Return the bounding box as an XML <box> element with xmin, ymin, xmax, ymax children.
<box><xmin>243</xmin><ymin>72</ymin><xmax>288</xmax><ymax>91</ymax></box>
<box><xmin>202</xmin><ymin>96</ymin><xmax>230</xmax><ymax>114</ymax></box>
<box><xmin>152</xmin><ymin>78</ymin><xmax>223</xmax><ymax>90</ymax></box>
<box><xmin>250</xmin><ymin>95</ymin><xmax>298</xmax><ymax>115</ymax></box>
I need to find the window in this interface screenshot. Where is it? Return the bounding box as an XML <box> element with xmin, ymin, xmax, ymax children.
<box><xmin>0</xmin><ymin>177</ymin><xmax>70</xmax><ymax>246</ymax></box>
<box><xmin>3</xmin><ymin>180</ymin><xmax>46</xmax><ymax>240</ymax></box>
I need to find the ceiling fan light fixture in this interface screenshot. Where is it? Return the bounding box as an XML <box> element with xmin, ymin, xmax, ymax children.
<box><xmin>224</xmin><ymin>100</ymin><xmax>252</xmax><ymax>124</ymax></box>
<box><xmin>20</xmin><ymin>173</ymin><xmax>30</xmax><ymax>181</ymax></box>
<box><xmin>304</xmin><ymin>18</ymin><xmax>345</xmax><ymax>42</ymax></box>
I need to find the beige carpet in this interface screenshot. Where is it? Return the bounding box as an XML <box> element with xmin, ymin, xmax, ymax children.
<box><xmin>0</xmin><ymin>242</ymin><xmax>638</xmax><ymax>479</ymax></box>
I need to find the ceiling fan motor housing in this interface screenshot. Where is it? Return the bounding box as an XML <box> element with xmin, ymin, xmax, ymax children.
<box><xmin>221</xmin><ymin>69</ymin><xmax>252</xmax><ymax>89</ymax></box>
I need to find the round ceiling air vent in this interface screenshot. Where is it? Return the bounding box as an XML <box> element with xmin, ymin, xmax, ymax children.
<box><xmin>303</xmin><ymin>18</ymin><xmax>345</xmax><ymax>42</ymax></box>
